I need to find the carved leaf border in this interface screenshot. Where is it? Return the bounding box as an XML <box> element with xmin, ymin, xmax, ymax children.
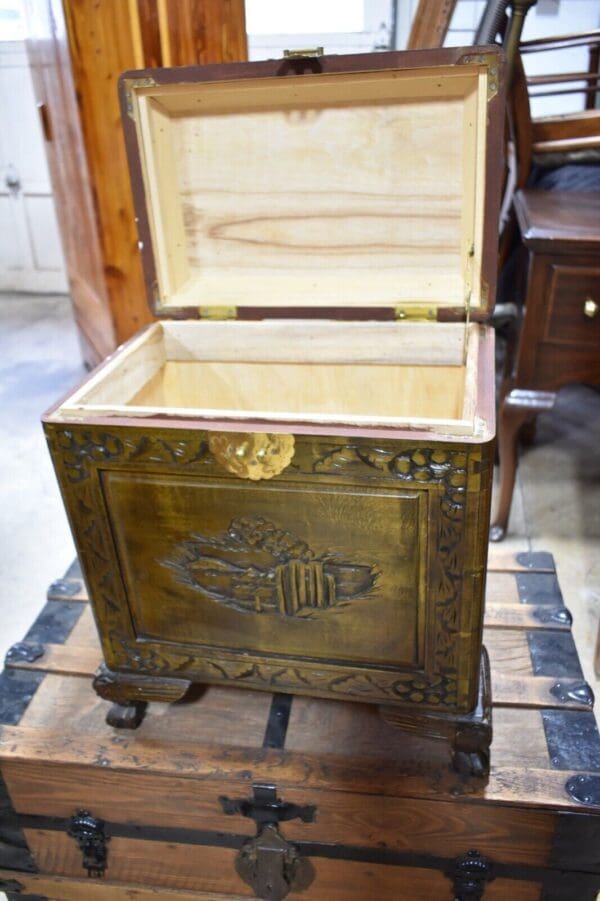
<box><xmin>50</xmin><ymin>428</ymin><xmax>474</xmax><ymax>709</ymax></box>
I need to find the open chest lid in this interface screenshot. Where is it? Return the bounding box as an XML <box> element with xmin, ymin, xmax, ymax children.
<box><xmin>120</xmin><ymin>47</ymin><xmax>504</xmax><ymax>322</ymax></box>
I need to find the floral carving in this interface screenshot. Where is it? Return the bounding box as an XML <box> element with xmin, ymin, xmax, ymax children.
<box><xmin>55</xmin><ymin>429</ymin><xmax>209</xmax><ymax>482</ymax></box>
<box><xmin>204</xmin><ymin>659</ymin><xmax>456</xmax><ymax>707</ymax></box>
<box><xmin>313</xmin><ymin>445</ymin><xmax>467</xmax><ymax>512</ymax></box>
<box><xmin>110</xmin><ymin>635</ymin><xmax>194</xmax><ymax>674</ymax></box>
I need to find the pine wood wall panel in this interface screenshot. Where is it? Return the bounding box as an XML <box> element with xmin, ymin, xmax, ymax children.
<box><xmin>25</xmin><ymin>0</ymin><xmax>116</xmax><ymax>365</ymax></box>
<box><xmin>25</xmin><ymin>0</ymin><xmax>248</xmax><ymax>364</ymax></box>
<box><xmin>62</xmin><ymin>0</ymin><xmax>154</xmax><ymax>347</ymax></box>
<box><xmin>135</xmin><ymin>0</ymin><xmax>163</xmax><ymax>68</ymax></box>
<box><xmin>407</xmin><ymin>0</ymin><xmax>457</xmax><ymax>49</ymax></box>
<box><xmin>158</xmin><ymin>0</ymin><xmax>247</xmax><ymax>68</ymax></box>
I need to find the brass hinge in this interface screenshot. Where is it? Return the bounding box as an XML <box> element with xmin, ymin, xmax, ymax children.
<box><xmin>123</xmin><ymin>76</ymin><xmax>156</xmax><ymax>119</ymax></box>
<box><xmin>283</xmin><ymin>47</ymin><xmax>324</xmax><ymax>59</ymax></box>
<box><xmin>394</xmin><ymin>305</ymin><xmax>437</xmax><ymax>321</ymax></box>
<box><xmin>199</xmin><ymin>305</ymin><xmax>238</xmax><ymax>320</ymax></box>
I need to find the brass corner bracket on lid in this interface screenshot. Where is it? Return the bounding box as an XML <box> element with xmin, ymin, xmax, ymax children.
<box><xmin>123</xmin><ymin>76</ymin><xmax>156</xmax><ymax>119</ymax></box>
<box><xmin>457</xmin><ymin>52</ymin><xmax>500</xmax><ymax>100</ymax></box>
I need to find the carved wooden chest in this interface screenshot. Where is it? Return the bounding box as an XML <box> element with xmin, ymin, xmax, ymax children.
<box><xmin>43</xmin><ymin>48</ymin><xmax>504</xmax><ymax>743</ymax></box>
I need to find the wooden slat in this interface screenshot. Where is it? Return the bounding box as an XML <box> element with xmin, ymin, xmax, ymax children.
<box><xmin>1</xmin><ymin>723</ymin><xmax>593</xmax><ymax>813</ymax></box>
<box><xmin>0</xmin><ymin>865</ymin><xmax>545</xmax><ymax>901</ymax></box>
<box><xmin>493</xmin><ymin>674</ymin><xmax>592</xmax><ymax>710</ymax></box>
<box><xmin>2</xmin><ymin>759</ymin><xmax>555</xmax><ymax>866</ymax></box>
<box><xmin>25</xmin><ymin>829</ymin><xmax>536</xmax><ymax>901</ymax></box>
<box><xmin>486</xmin><ymin>572</ymin><xmax>522</xmax><ymax>604</ymax></box>
<box><xmin>531</xmin><ymin>108</ymin><xmax>600</xmax><ymax>145</ymax></box>
<box><xmin>17</xmin><ymin>674</ymin><xmax>271</xmax><ymax>750</ymax></box>
<box><xmin>0</xmin><ymin>869</ymin><xmax>246</xmax><ymax>900</ymax></box>
<box><xmin>485</xmin><ymin>629</ymin><xmax>532</xmax><ymax>676</ymax></box>
<box><xmin>485</xmin><ymin>603</ymin><xmax>570</xmax><ymax>631</ymax></box>
<box><xmin>533</xmin><ymin>135</ymin><xmax>600</xmax><ymax>154</ymax></box>
<box><xmin>67</xmin><ymin>605</ymin><xmax>99</xmax><ymax>647</ymax></box>
<box><xmin>487</xmin><ymin>546</ymin><xmax>554</xmax><ymax>573</ymax></box>
<box><xmin>520</xmin><ymin>29</ymin><xmax>600</xmax><ymax>51</ymax></box>
<box><xmin>7</xmin><ymin>572</ymin><xmax>577</xmax><ymax>716</ymax></box>
<box><xmin>24</xmin><ymin>830</ymin><xmax>253</xmax><ymax>896</ymax></box>
<box><xmin>7</xmin><ymin>644</ymin><xmax>101</xmax><ymax>677</ymax></box>
<box><xmin>527</xmin><ymin>71</ymin><xmax>600</xmax><ymax>85</ymax></box>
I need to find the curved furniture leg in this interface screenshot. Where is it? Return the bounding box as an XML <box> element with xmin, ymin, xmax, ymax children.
<box><xmin>93</xmin><ymin>664</ymin><xmax>192</xmax><ymax>729</ymax></box>
<box><xmin>490</xmin><ymin>389</ymin><xmax>555</xmax><ymax>542</ymax></box>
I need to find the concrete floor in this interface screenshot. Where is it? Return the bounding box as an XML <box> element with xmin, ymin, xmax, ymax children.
<box><xmin>0</xmin><ymin>295</ymin><xmax>84</xmax><ymax>664</ymax></box>
<box><xmin>0</xmin><ymin>292</ymin><xmax>599</xmax><ymax>697</ymax></box>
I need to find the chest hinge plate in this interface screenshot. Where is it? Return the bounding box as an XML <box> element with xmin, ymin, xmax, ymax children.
<box><xmin>394</xmin><ymin>305</ymin><xmax>437</xmax><ymax>321</ymax></box>
<box><xmin>198</xmin><ymin>305</ymin><xmax>238</xmax><ymax>320</ymax></box>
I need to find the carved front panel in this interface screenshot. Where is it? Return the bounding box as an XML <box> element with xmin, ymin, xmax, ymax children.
<box><xmin>44</xmin><ymin>424</ymin><xmax>493</xmax><ymax>711</ymax></box>
<box><xmin>102</xmin><ymin>473</ymin><xmax>427</xmax><ymax>668</ymax></box>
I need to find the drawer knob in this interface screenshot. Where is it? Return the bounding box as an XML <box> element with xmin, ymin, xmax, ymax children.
<box><xmin>584</xmin><ymin>298</ymin><xmax>599</xmax><ymax>319</ymax></box>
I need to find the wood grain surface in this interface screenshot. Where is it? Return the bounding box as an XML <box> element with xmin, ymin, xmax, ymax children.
<box><xmin>1</xmin><ymin>551</ymin><xmax>599</xmax><ymax>899</ymax></box>
<box><xmin>126</xmin><ymin>60</ymin><xmax>491</xmax><ymax>316</ymax></box>
<box><xmin>24</xmin><ymin>0</ymin><xmax>116</xmax><ymax>366</ymax></box>
<box><xmin>24</xmin><ymin>0</ymin><xmax>248</xmax><ymax>361</ymax></box>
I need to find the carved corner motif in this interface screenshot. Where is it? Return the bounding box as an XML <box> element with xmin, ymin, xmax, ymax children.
<box><xmin>163</xmin><ymin>515</ymin><xmax>380</xmax><ymax>617</ymax></box>
<box><xmin>107</xmin><ymin>634</ymin><xmax>194</xmax><ymax>676</ymax></box>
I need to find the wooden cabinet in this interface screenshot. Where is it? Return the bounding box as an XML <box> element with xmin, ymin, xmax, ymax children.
<box><xmin>491</xmin><ymin>190</ymin><xmax>600</xmax><ymax>540</ymax></box>
<box><xmin>24</xmin><ymin>0</ymin><xmax>247</xmax><ymax>367</ymax></box>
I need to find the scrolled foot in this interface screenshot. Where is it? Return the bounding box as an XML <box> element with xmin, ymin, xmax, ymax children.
<box><xmin>93</xmin><ymin>663</ymin><xmax>192</xmax><ymax>707</ymax></box>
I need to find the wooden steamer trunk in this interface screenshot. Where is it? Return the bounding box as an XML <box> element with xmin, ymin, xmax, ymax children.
<box><xmin>43</xmin><ymin>48</ymin><xmax>504</xmax><ymax>771</ymax></box>
<box><xmin>2</xmin><ymin>551</ymin><xmax>600</xmax><ymax>901</ymax></box>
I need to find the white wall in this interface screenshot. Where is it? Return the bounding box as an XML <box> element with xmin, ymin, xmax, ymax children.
<box><xmin>0</xmin><ymin>40</ymin><xmax>67</xmax><ymax>294</ymax></box>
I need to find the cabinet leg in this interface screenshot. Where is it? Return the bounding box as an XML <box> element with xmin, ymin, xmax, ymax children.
<box><xmin>106</xmin><ymin>701</ymin><xmax>147</xmax><ymax>729</ymax></box>
<box><xmin>490</xmin><ymin>389</ymin><xmax>555</xmax><ymax>542</ymax></box>
<box><xmin>379</xmin><ymin>648</ymin><xmax>492</xmax><ymax>779</ymax></box>
<box><xmin>93</xmin><ymin>664</ymin><xmax>192</xmax><ymax>729</ymax></box>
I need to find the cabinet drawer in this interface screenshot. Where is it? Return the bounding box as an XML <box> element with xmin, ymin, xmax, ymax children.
<box><xmin>545</xmin><ymin>264</ymin><xmax>600</xmax><ymax>346</ymax></box>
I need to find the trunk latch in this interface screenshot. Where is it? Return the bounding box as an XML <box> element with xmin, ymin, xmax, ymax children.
<box><xmin>220</xmin><ymin>783</ymin><xmax>316</xmax><ymax>900</ymax></box>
